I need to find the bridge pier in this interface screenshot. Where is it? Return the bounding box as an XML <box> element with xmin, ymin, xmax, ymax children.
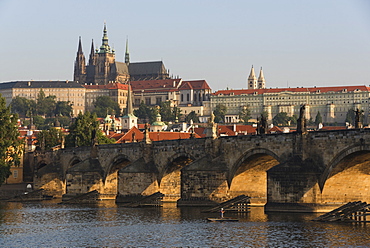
<box><xmin>265</xmin><ymin>156</ymin><xmax>329</xmax><ymax>212</ymax></box>
<box><xmin>177</xmin><ymin>156</ymin><xmax>230</xmax><ymax>206</ymax></box>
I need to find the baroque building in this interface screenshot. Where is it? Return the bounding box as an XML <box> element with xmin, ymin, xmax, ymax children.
<box><xmin>211</xmin><ymin>85</ymin><xmax>370</xmax><ymax>125</ymax></box>
<box><xmin>0</xmin><ymin>81</ymin><xmax>86</xmax><ymax>117</ymax></box>
<box><xmin>74</xmin><ymin>24</ymin><xmax>170</xmax><ymax>85</ymax></box>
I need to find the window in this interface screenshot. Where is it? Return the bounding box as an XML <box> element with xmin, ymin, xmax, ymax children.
<box><xmin>145</xmin><ymin>98</ymin><xmax>151</xmax><ymax>105</ymax></box>
<box><xmin>156</xmin><ymin>97</ymin><xmax>162</xmax><ymax>105</ymax></box>
<box><xmin>187</xmin><ymin>94</ymin><xmax>190</xmax><ymax>101</ymax></box>
<box><xmin>13</xmin><ymin>170</ymin><xmax>18</xmax><ymax>179</ymax></box>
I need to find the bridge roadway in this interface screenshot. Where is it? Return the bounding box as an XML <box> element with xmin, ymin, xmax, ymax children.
<box><xmin>32</xmin><ymin>128</ymin><xmax>370</xmax><ymax>212</ymax></box>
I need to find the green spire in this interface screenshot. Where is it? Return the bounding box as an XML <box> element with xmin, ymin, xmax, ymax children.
<box><xmin>98</xmin><ymin>22</ymin><xmax>111</xmax><ymax>54</ymax></box>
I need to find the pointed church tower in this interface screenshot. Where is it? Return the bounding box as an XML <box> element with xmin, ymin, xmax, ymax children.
<box><xmin>88</xmin><ymin>39</ymin><xmax>96</xmax><ymax>66</ymax></box>
<box><xmin>120</xmin><ymin>83</ymin><xmax>138</xmax><ymax>130</ymax></box>
<box><xmin>248</xmin><ymin>65</ymin><xmax>257</xmax><ymax>89</ymax></box>
<box><xmin>95</xmin><ymin>23</ymin><xmax>116</xmax><ymax>85</ymax></box>
<box><xmin>257</xmin><ymin>67</ymin><xmax>266</xmax><ymax>89</ymax></box>
<box><xmin>86</xmin><ymin>39</ymin><xmax>96</xmax><ymax>84</ymax></box>
<box><xmin>125</xmin><ymin>37</ymin><xmax>130</xmax><ymax>65</ymax></box>
<box><xmin>74</xmin><ymin>36</ymin><xmax>86</xmax><ymax>83</ymax></box>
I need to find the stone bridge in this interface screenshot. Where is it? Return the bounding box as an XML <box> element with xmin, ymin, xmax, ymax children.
<box><xmin>32</xmin><ymin>129</ymin><xmax>370</xmax><ymax>212</ymax></box>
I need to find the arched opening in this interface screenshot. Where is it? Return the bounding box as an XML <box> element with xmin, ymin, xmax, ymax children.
<box><xmin>37</xmin><ymin>161</ymin><xmax>47</xmax><ymax>170</ymax></box>
<box><xmin>230</xmin><ymin>153</ymin><xmax>279</xmax><ymax>205</ymax></box>
<box><xmin>105</xmin><ymin>156</ymin><xmax>131</xmax><ymax>197</ymax></box>
<box><xmin>160</xmin><ymin>156</ymin><xmax>193</xmax><ymax>202</ymax></box>
<box><xmin>69</xmin><ymin>158</ymin><xmax>81</xmax><ymax>168</ymax></box>
<box><xmin>321</xmin><ymin>151</ymin><xmax>370</xmax><ymax>204</ymax></box>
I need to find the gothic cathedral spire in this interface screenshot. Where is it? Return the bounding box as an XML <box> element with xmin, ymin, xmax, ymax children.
<box><xmin>88</xmin><ymin>39</ymin><xmax>96</xmax><ymax>66</ymax></box>
<box><xmin>125</xmin><ymin>37</ymin><xmax>130</xmax><ymax>65</ymax></box>
<box><xmin>74</xmin><ymin>36</ymin><xmax>86</xmax><ymax>82</ymax></box>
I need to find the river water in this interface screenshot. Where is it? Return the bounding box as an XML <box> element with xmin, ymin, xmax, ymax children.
<box><xmin>0</xmin><ymin>200</ymin><xmax>369</xmax><ymax>247</ymax></box>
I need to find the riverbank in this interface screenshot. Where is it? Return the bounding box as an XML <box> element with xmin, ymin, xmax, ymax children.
<box><xmin>0</xmin><ymin>183</ymin><xmax>31</xmax><ymax>200</ymax></box>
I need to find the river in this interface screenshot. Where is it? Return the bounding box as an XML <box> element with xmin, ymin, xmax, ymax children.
<box><xmin>0</xmin><ymin>200</ymin><xmax>369</xmax><ymax>247</ymax></box>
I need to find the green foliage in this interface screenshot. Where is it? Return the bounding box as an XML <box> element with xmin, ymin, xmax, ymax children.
<box><xmin>36</xmin><ymin>128</ymin><xmax>64</xmax><ymax>150</ymax></box>
<box><xmin>290</xmin><ymin>114</ymin><xmax>298</xmax><ymax>125</ymax></box>
<box><xmin>55</xmin><ymin>101</ymin><xmax>73</xmax><ymax>117</ymax></box>
<box><xmin>159</xmin><ymin>101</ymin><xmax>182</xmax><ymax>123</ymax></box>
<box><xmin>213</xmin><ymin>104</ymin><xmax>227</xmax><ymax>123</ymax></box>
<box><xmin>273</xmin><ymin>112</ymin><xmax>290</xmax><ymax>126</ymax></box>
<box><xmin>0</xmin><ymin>94</ymin><xmax>22</xmax><ymax>186</ymax></box>
<box><xmin>10</xmin><ymin>96</ymin><xmax>36</xmax><ymax>118</ymax></box>
<box><xmin>185</xmin><ymin>111</ymin><xmax>200</xmax><ymax>123</ymax></box>
<box><xmin>315</xmin><ymin>111</ymin><xmax>323</xmax><ymax>126</ymax></box>
<box><xmin>37</xmin><ymin>89</ymin><xmax>55</xmax><ymax>117</ymax></box>
<box><xmin>134</xmin><ymin>101</ymin><xmax>156</xmax><ymax>123</ymax></box>
<box><xmin>92</xmin><ymin>96</ymin><xmax>121</xmax><ymax>117</ymax></box>
<box><xmin>56</xmin><ymin>116</ymin><xmax>72</xmax><ymax>128</ymax></box>
<box><xmin>238</xmin><ymin>106</ymin><xmax>251</xmax><ymax>123</ymax></box>
<box><xmin>345</xmin><ymin>109</ymin><xmax>355</xmax><ymax>125</ymax></box>
<box><xmin>33</xmin><ymin>115</ymin><xmax>46</xmax><ymax>128</ymax></box>
<box><xmin>65</xmin><ymin>111</ymin><xmax>115</xmax><ymax>147</ymax></box>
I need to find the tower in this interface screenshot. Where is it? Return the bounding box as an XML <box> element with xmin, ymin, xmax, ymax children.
<box><xmin>86</xmin><ymin>39</ymin><xmax>96</xmax><ymax>84</ymax></box>
<box><xmin>248</xmin><ymin>65</ymin><xmax>257</xmax><ymax>89</ymax></box>
<box><xmin>125</xmin><ymin>37</ymin><xmax>130</xmax><ymax>65</ymax></box>
<box><xmin>94</xmin><ymin>23</ymin><xmax>116</xmax><ymax>85</ymax></box>
<box><xmin>121</xmin><ymin>84</ymin><xmax>137</xmax><ymax>130</ymax></box>
<box><xmin>74</xmin><ymin>36</ymin><xmax>86</xmax><ymax>83</ymax></box>
<box><xmin>257</xmin><ymin>67</ymin><xmax>266</xmax><ymax>89</ymax></box>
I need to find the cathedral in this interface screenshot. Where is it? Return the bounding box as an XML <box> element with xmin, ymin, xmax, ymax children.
<box><xmin>74</xmin><ymin>24</ymin><xmax>171</xmax><ymax>85</ymax></box>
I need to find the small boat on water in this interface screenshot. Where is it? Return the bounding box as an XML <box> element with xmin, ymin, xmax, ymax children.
<box><xmin>207</xmin><ymin>217</ymin><xmax>239</xmax><ymax>222</ymax></box>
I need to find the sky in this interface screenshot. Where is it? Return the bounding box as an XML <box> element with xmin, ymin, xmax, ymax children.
<box><xmin>1</xmin><ymin>0</ymin><xmax>370</xmax><ymax>91</ymax></box>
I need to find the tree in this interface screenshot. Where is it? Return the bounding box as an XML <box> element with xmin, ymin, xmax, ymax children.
<box><xmin>134</xmin><ymin>101</ymin><xmax>156</xmax><ymax>123</ymax></box>
<box><xmin>345</xmin><ymin>109</ymin><xmax>355</xmax><ymax>126</ymax></box>
<box><xmin>272</xmin><ymin>112</ymin><xmax>290</xmax><ymax>126</ymax></box>
<box><xmin>36</xmin><ymin>89</ymin><xmax>57</xmax><ymax>117</ymax></box>
<box><xmin>10</xmin><ymin>96</ymin><xmax>36</xmax><ymax>118</ymax></box>
<box><xmin>55</xmin><ymin>101</ymin><xmax>73</xmax><ymax>117</ymax></box>
<box><xmin>56</xmin><ymin>116</ymin><xmax>72</xmax><ymax>128</ymax></box>
<box><xmin>315</xmin><ymin>111</ymin><xmax>323</xmax><ymax>126</ymax></box>
<box><xmin>213</xmin><ymin>104</ymin><xmax>227</xmax><ymax>123</ymax></box>
<box><xmin>92</xmin><ymin>96</ymin><xmax>121</xmax><ymax>117</ymax></box>
<box><xmin>290</xmin><ymin>114</ymin><xmax>298</xmax><ymax>126</ymax></box>
<box><xmin>238</xmin><ymin>106</ymin><xmax>251</xmax><ymax>124</ymax></box>
<box><xmin>65</xmin><ymin>111</ymin><xmax>115</xmax><ymax>147</ymax></box>
<box><xmin>185</xmin><ymin>111</ymin><xmax>200</xmax><ymax>123</ymax></box>
<box><xmin>0</xmin><ymin>94</ymin><xmax>22</xmax><ymax>186</ymax></box>
<box><xmin>36</xmin><ymin>128</ymin><xmax>64</xmax><ymax>150</ymax></box>
<box><xmin>159</xmin><ymin>101</ymin><xmax>173</xmax><ymax>122</ymax></box>
<box><xmin>159</xmin><ymin>101</ymin><xmax>182</xmax><ymax>123</ymax></box>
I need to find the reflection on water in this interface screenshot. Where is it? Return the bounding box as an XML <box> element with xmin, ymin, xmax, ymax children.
<box><xmin>0</xmin><ymin>200</ymin><xmax>369</xmax><ymax>247</ymax></box>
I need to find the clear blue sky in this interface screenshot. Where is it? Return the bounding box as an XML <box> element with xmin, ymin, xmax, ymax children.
<box><xmin>1</xmin><ymin>0</ymin><xmax>370</xmax><ymax>91</ymax></box>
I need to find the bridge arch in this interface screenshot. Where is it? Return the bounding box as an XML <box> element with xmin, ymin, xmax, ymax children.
<box><xmin>159</xmin><ymin>153</ymin><xmax>195</xmax><ymax>202</ymax></box>
<box><xmin>104</xmin><ymin>154</ymin><xmax>132</xmax><ymax>197</ymax></box>
<box><xmin>229</xmin><ymin>148</ymin><xmax>281</xmax><ymax>205</ymax></box>
<box><xmin>68</xmin><ymin>156</ymin><xmax>82</xmax><ymax>169</ymax></box>
<box><xmin>319</xmin><ymin>144</ymin><xmax>370</xmax><ymax>204</ymax></box>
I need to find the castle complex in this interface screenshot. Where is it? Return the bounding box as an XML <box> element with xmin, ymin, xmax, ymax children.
<box><xmin>74</xmin><ymin>24</ymin><xmax>170</xmax><ymax>85</ymax></box>
<box><xmin>0</xmin><ymin>24</ymin><xmax>368</xmax><ymax>126</ymax></box>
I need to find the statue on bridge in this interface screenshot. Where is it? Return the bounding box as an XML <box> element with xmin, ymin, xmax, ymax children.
<box><xmin>355</xmin><ymin>108</ymin><xmax>364</xmax><ymax>129</ymax></box>
<box><xmin>257</xmin><ymin>114</ymin><xmax>268</xmax><ymax>134</ymax></box>
<box><xmin>297</xmin><ymin>104</ymin><xmax>307</xmax><ymax>134</ymax></box>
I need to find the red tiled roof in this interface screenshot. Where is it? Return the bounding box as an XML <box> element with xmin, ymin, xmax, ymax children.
<box><xmin>115</xmin><ymin>126</ymin><xmax>201</xmax><ymax>143</ymax></box>
<box><xmin>181</xmin><ymin>80</ymin><xmax>211</xmax><ymax>90</ymax></box>
<box><xmin>130</xmin><ymin>79</ymin><xmax>182</xmax><ymax>91</ymax></box>
<box><xmin>213</xmin><ymin>85</ymin><xmax>370</xmax><ymax>96</ymax></box>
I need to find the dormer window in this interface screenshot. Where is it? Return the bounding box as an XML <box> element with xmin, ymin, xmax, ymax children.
<box><xmin>342</xmin><ymin>88</ymin><xmax>347</xmax><ymax>93</ymax></box>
